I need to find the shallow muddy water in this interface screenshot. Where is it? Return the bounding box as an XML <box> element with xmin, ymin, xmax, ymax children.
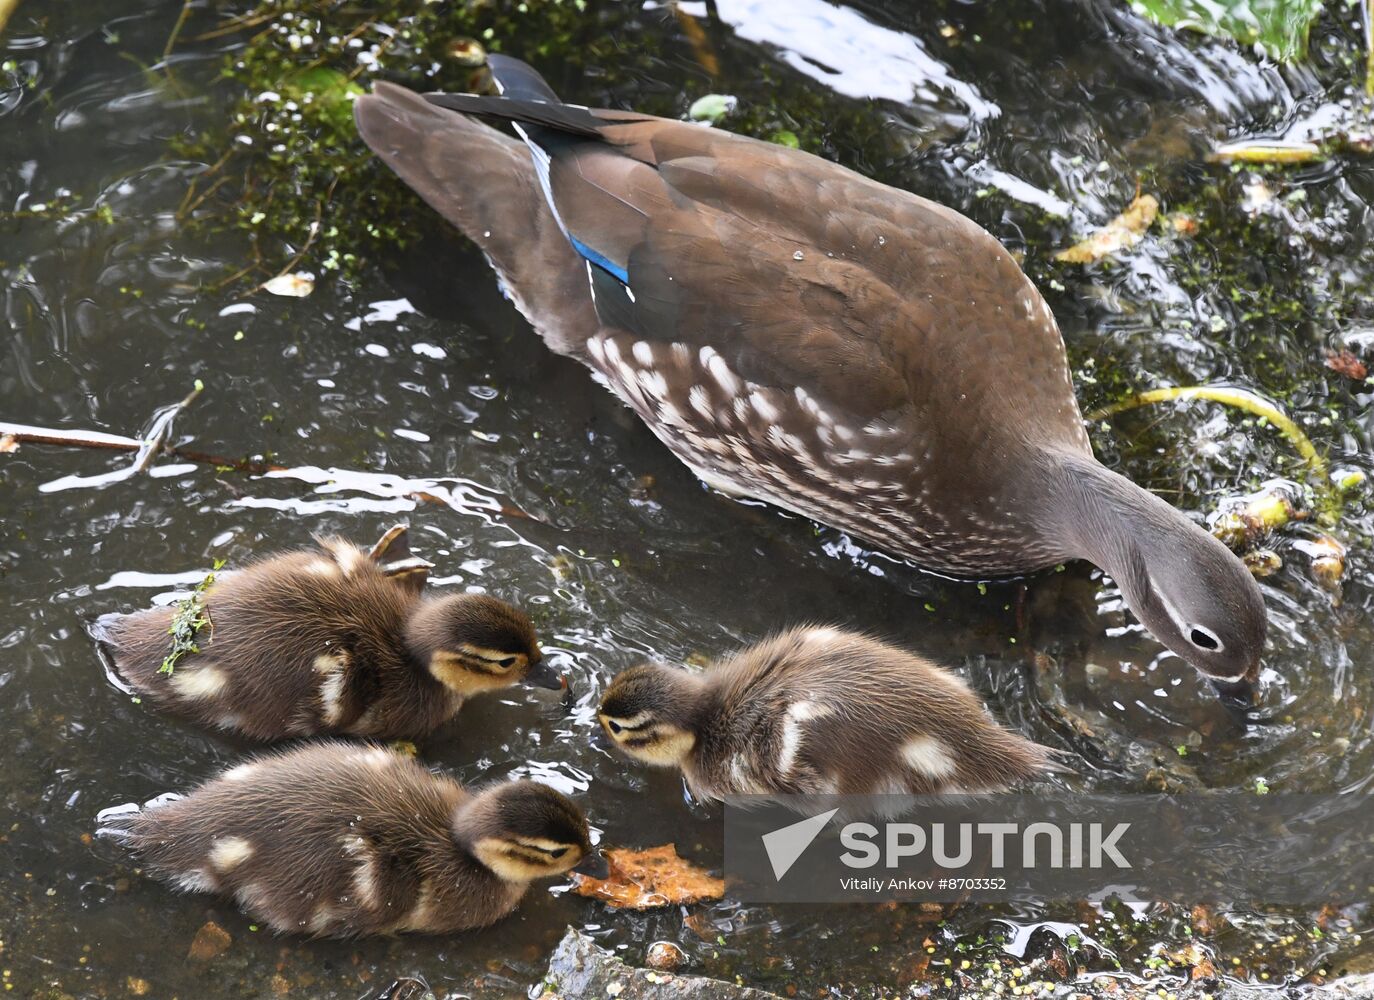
<box><xmin>3</xmin><ymin>0</ymin><xmax>1374</xmax><ymax>997</ymax></box>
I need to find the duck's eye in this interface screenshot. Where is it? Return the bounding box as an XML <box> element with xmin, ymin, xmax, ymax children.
<box><xmin>497</xmin><ymin>657</ymin><xmax>516</xmax><ymax>668</ymax></box>
<box><xmin>608</xmin><ymin>720</ymin><xmax>623</xmax><ymax>734</ymax></box>
<box><xmin>549</xmin><ymin>847</ymin><xmax>567</xmax><ymax>859</ymax></box>
<box><xmin>1188</xmin><ymin>626</ymin><xmax>1222</xmax><ymax>652</ymax></box>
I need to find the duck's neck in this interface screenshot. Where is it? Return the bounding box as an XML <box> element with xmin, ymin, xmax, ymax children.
<box><xmin>1037</xmin><ymin>449</ymin><xmax>1184</xmax><ymax>588</ymax></box>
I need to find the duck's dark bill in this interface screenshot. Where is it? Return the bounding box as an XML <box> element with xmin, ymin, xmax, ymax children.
<box><xmin>525</xmin><ymin>659</ymin><xmax>568</xmax><ymax>691</ymax></box>
<box><xmin>572</xmin><ymin>849</ymin><xmax>610</xmax><ymax>879</ymax></box>
<box><xmin>1209</xmin><ymin>675</ymin><xmax>1255</xmax><ymax>708</ymax></box>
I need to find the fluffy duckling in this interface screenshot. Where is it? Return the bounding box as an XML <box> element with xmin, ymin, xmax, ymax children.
<box><xmin>96</xmin><ymin>526</ymin><xmax>561</xmax><ymax>742</ymax></box>
<box><xmin>598</xmin><ymin>626</ymin><xmax>1065</xmax><ymax>801</ymax></box>
<box><xmin>109</xmin><ymin>742</ymin><xmax>604</xmax><ymax>937</ymax></box>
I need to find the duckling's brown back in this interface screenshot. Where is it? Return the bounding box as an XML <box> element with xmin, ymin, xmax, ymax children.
<box><xmin>125</xmin><ymin>742</ymin><xmax>518</xmax><ymax>937</ymax></box>
<box><xmin>699</xmin><ymin>627</ymin><xmax>1060</xmax><ymax>798</ymax></box>
<box><xmin>100</xmin><ymin>539</ymin><xmax>446</xmax><ymax>740</ymax></box>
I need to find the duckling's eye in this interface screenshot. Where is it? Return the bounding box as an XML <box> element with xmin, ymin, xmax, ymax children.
<box><xmin>549</xmin><ymin>847</ymin><xmax>568</xmax><ymax>859</ymax></box>
<box><xmin>608</xmin><ymin>720</ymin><xmax>623</xmax><ymax>734</ymax></box>
<box><xmin>497</xmin><ymin>657</ymin><xmax>516</xmax><ymax>668</ymax></box>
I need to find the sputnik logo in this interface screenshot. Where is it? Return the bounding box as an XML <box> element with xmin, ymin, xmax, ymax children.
<box><xmin>760</xmin><ymin>808</ymin><xmax>839</xmax><ymax>880</ymax></box>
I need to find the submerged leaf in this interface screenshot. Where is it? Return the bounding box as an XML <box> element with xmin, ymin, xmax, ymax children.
<box><xmin>571</xmin><ymin>844</ymin><xmax>725</xmax><ymax>909</ymax></box>
<box><xmin>1130</xmin><ymin>0</ymin><xmax>1324</xmax><ymax>61</ymax></box>
<box><xmin>1055</xmin><ymin>194</ymin><xmax>1159</xmax><ymax>264</ymax></box>
<box><xmin>262</xmin><ymin>272</ymin><xmax>315</xmax><ymax>297</ymax></box>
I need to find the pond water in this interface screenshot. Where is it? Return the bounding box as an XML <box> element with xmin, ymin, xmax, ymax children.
<box><xmin>3</xmin><ymin>0</ymin><xmax>1373</xmax><ymax>996</ymax></box>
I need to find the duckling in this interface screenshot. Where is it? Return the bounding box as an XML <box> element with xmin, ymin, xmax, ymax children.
<box><xmin>598</xmin><ymin>626</ymin><xmax>1066</xmax><ymax>801</ymax></box>
<box><xmin>95</xmin><ymin>525</ymin><xmax>561</xmax><ymax>742</ymax></box>
<box><xmin>108</xmin><ymin>742</ymin><xmax>605</xmax><ymax>936</ymax></box>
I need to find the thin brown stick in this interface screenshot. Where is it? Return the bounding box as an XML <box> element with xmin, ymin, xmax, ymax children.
<box><xmin>0</xmin><ymin>423</ymin><xmax>140</xmax><ymax>450</ymax></box>
<box><xmin>253</xmin><ymin>176</ymin><xmax>336</xmax><ymax>292</ymax></box>
<box><xmin>1</xmin><ymin>421</ymin><xmax>537</xmax><ymax>520</ymax></box>
<box><xmin>0</xmin><ymin>422</ymin><xmax>281</xmax><ymax>475</ymax></box>
<box><xmin>177</xmin><ymin>174</ymin><xmax>233</xmax><ymax>222</ymax></box>
<box><xmin>163</xmin><ymin>0</ymin><xmax>195</xmax><ymax>61</ymax></box>
<box><xmin>177</xmin><ymin>146</ymin><xmax>236</xmax><ymax>218</ymax></box>
<box><xmin>189</xmin><ymin>9</ymin><xmax>279</xmax><ymax>43</ymax></box>
<box><xmin>131</xmin><ymin>381</ymin><xmax>203</xmax><ymax>472</ymax></box>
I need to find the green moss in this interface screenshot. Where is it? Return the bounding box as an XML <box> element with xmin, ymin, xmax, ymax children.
<box><xmin>171</xmin><ymin>0</ymin><xmax>907</xmax><ymax>289</ymax></box>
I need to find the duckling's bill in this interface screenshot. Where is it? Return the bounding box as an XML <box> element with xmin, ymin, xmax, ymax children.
<box><xmin>524</xmin><ymin>656</ymin><xmax>568</xmax><ymax>691</ymax></box>
<box><xmin>570</xmin><ymin>847</ymin><xmax>610</xmax><ymax>878</ymax></box>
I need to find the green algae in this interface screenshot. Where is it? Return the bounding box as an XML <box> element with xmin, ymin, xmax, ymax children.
<box><xmin>170</xmin><ymin>0</ymin><xmax>894</xmax><ymax>290</ymax></box>
<box><xmin>159</xmin><ymin>558</ymin><xmax>224</xmax><ymax>674</ymax></box>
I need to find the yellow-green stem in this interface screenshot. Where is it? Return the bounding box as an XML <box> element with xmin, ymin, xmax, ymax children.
<box><xmin>1088</xmin><ymin>385</ymin><xmax>1338</xmax><ymax>523</ymax></box>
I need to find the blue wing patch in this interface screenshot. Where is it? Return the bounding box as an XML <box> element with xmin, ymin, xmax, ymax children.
<box><xmin>509</xmin><ymin>124</ymin><xmax>631</xmax><ymax>286</ymax></box>
<box><xmin>569</xmin><ymin>235</ymin><xmax>629</xmax><ymax>284</ymax></box>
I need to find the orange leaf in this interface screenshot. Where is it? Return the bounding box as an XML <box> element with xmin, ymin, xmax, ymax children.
<box><xmin>1325</xmin><ymin>349</ymin><xmax>1368</xmax><ymax>381</ymax></box>
<box><xmin>571</xmin><ymin>844</ymin><xmax>724</xmax><ymax>909</ymax></box>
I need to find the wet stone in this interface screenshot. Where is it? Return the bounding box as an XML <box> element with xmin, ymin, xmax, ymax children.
<box><xmin>541</xmin><ymin>929</ymin><xmax>779</xmax><ymax>1000</ymax></box>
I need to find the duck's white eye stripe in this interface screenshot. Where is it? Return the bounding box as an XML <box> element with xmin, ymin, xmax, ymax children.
<box><xmin>1148</xmin><ymin>579</ymin><xmax>1225</xmax><ymax>654</ymax></box>
<box><xmin>611</xmin><ymin>711</ymin><xmax>653</xmax><ymax>730</ymax></box>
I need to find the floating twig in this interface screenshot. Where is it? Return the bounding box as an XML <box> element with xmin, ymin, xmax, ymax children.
<box><xmin>1</xmin><ymin>398</ymin><xmax>538</xmax><ymax>523</ymax></box>
<box><xmin>133</xmin><ymin>380</ymin><xmax>204</xmax><ymax>473</ymax></box>
<box><xmin>0</xmin><ymin>390</ymin><xmax>280</xmax><ymax>482</ymax></box>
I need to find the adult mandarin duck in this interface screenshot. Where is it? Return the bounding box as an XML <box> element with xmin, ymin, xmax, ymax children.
<box><xmin>354</xmin><ymin>56</ymin><xmax>1266</xmax><ymax>699</ymax></box>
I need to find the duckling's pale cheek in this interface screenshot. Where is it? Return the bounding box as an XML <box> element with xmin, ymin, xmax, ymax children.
<box><xmin>624</xmin><ymin>729</ymin><xmax>696</xmax><ymax>767</ymax></box>
<box><xmin>428</xmin><ymin>653</ymin><xmax>515</xmax><ymax>695</ymax></box>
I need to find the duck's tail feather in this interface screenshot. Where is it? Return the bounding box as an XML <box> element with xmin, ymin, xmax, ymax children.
<box><xmin>486</xmin><ymin>53</ymin><xmax>560</xmax><ymax>102</ymax></box>
<box><xmin>353</xmin><ymin>81</ymin><xmax>599</xmax><ymax>357</ymax></box>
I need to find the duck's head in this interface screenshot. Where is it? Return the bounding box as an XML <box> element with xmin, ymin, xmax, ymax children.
<box><xmin>597</xmin><ymin>664</ymin><xmax>705</xmax><ymax>767</ymax></box>
<box><xmin>407</xmin><ymin>594</ymin><xmax>563</xmax><ymax>694</ymax></box>
<box><xmin>1114</xmin><ymin>519</ymin><xmax>1267</xmax><ymax>701</ymax></box>
<box><xmin>454</xmin><ymin>781</ymin><xmax>605</xmax><ymax>882</ymax></box>
<box><xmin>1051</xmin><ymin>455</ymin><xmax>1267</xmax><ymax>703</ymax></box>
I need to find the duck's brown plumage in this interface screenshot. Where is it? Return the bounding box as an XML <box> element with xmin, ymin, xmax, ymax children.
<box><xmin>116</xmin><ymin>743</ymin><xmax>594</xmax><ymax>937</ymax></box>
<box><xmin>354</xmin><ymin>60</ymin><xmax>1267</xmax><ymax>694</ymax></box>
<box><xmin>97</xmin><ymin>528</ymin><xmax>549</xmax><ymax>742</ymax></box>
<box><xmin>599</xmin><ymin>626</ymin><xmax>1065</xmax><ymax>802</ymax></box>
